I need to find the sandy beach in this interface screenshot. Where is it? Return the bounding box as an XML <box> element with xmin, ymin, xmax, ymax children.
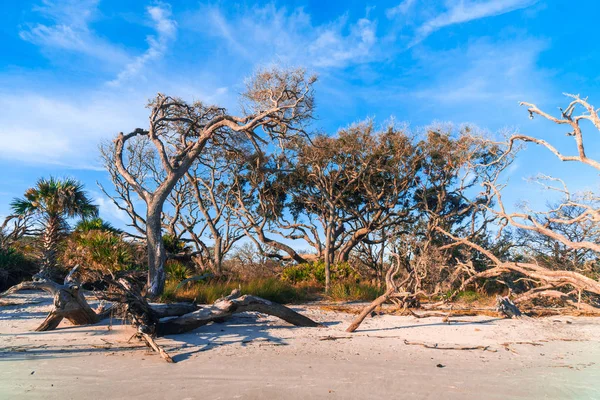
<box><xmin>1</xmin><ymin>291</ymin><xmax>599</xmax><ymax>399</ymax></box>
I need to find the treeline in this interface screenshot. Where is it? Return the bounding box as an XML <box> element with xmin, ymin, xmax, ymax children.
<box><xmin>2</xmin><ymin>67</ymin><xmax>599</xmax><ymax>309</ymax></box>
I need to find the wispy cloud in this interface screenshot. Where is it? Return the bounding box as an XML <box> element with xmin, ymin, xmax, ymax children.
<box><xmin>19</xmin><ymin>0</ymin><xmax>128</xmax><ymax>63</ymax></box>
<box><xmin>0</xmin><ymin>91</ymin><xmax>144</xmax><ymax>169</ymax></box>
<box><xmin>108</xmin><ymin>2</ymin><xmax>177</xmax><ymax>86</ymax></box>
<box><xmin>386</xmin><ymin>0</ymin><xmax>417</xmax><ymax>18</ymax></box>
<box><xmin>195</xmin><ymin>4</ymin><xmax>379</xmax><ymax>69</ymax></box>
<box><xmin>412</xmin><ymin>0</ymin><xmax>537</xmax><ymax>45</ymax></box>
<box><xmin>408</xmin><ymin>37</ymin><xmax>551</xmax><ymax>127</ymax></box>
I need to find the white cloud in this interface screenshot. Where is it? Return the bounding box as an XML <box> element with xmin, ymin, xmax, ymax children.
<box><xmin>412</xmin><ymin>0</ymin><xmax>537</xmax><ymax>45</ymax></box>
<box><xmin>92</xmin><ymin>192</ymin><xmax>131</xmax><ymax>224</ymax></box>
<box><xmin>0</xmin><ymin>92</ymin><xmax>144</xmax><ymax>169</ymax></box>
<box><xmin>196</xmin><ymin>4</ymin><xmax>379</xmax><ymax>69</ymax></box>
<box><xmin>19</xmin><ymin>0</ymin><xmax>129</xmax><ymax>64</ymax></box>
<box><xmin>310</xmin><ymin>17</ymin><xmax>377</xmax><ymax>68</ymax></box>
<box><xmin>386</xmin><ymin>0</ymin><xmax>417</xmax><ymax>18</ymax></box>
<box><xmin>108</xmin><ymin>3</ymin><xmax>177</xmax><ymax>86</ymax></box>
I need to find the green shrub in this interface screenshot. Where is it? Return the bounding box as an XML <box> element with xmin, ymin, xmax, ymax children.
<box><xmin>61</xmin><ymin>230</ymin><xmax>138</xmax><ymax>273</ymax></box>
<box><xmin>165</xmin><ymin>260</ymin><xmax>192</xmax><ymax>283</ymax></box>
<box><xmin>455</xmin><ymin>290</ymin><xmax>481</xmax><ymax>303</ymax></box>
<box><xmin>162</xmin><ymin>234</ymin><xmax>186</xmax><ymax>254</ymax></box>
<box><xmin>328</xmin><ymin>281</ymin><xmax>383</xmax><ymax>302</ymax></box>
<box><xmin>74</xmin><ymin>217</ymin><xmax>120</xmax><ymax>234</ymax></box>
<box><xmin>281</xmin><ymin>261</ymin><xmax>359</xmax><ymax>285</ymax></box>
<box><xmin>0</xmin><ymin>247</ymin><xmax>38</xmax><ymax>290</ymax></box>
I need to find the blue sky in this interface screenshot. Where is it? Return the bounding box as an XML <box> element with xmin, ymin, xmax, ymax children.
<box><xmin>1</xmin><ymin>0</ymin><xmax>599</xmax><ymax>230</ymax></box>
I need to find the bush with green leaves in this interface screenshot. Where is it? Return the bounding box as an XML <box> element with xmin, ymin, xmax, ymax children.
<box><xmin>0</xmin><ymin>247</ymin><xmax>38</xmax><ymax>290</ymax></box>
<box><xmin>281</xmin><ymin>261</ymin><xmax>359</xmax><ymax>285</ymax></box>
<box><xmin>61</xmin><ymin>230</ymin><xmax>139</xmax><ymax>273</ymax></box>
<box><xmin>165</xmin><ymin>260</ymin><xmax>192</xmax><ymax>283</ymax></box>
<box><xmin>162</xmin><ymin>234</ymin><xmax>187</xmax><ymax>254</ymax></box>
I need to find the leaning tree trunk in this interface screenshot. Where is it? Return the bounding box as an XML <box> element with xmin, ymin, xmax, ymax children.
<box><xmin>146</xmin><ymin>207</ymin><xmax>167</xmax><ymax>299</ymax></box>
<box><xmin>347</xmin><ymin>258</ymin><xmax>401</xmax><ymax>333</ymax></box>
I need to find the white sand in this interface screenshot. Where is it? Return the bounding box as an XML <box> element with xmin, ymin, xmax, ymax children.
<box><xmin>1</xmin><ymin>291</ymin><xmax>599</xmax><ymax>399</ymax></box>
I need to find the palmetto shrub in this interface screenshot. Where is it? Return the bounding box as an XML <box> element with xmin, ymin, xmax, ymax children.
<box><xmin>281</xmin><ymin>261</ymin><xmax>359</xmax><ymax>285</ymax></box>
<box><xmin>165</xmin><ymin>260</ymin><xmax>192</xmax><ymax>283</ymax></box>
<box><xmin>61</xmin><ymin>230</ymin><xmax>138</xmax><ymax>273</ymax></box>
<box><xmin>0</xmin><ymin>247</ymin><xmax>38</xmax><ymax>290</ymax></box>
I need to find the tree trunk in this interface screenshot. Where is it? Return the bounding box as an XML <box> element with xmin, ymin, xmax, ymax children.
<box><xmin>214</xmin><ymin>237</ymin><xmax>222</xmax><ymax>275</ymax></box>
<box><xmin>324</xmin><ymin>225</ymin><xmax>332</xmax><ymax>293</ymax></box>
<box><xmin>39</xmin><ymin>216</ymin><xmax>61</xmax><ymax>276</ymax></box>
<box><xmin>1</xmin><ymin>270</ymin><xmax>104</xmax><ymax>332</ymax></box>
<box><xmin>346</xmin><ymin>288</ymin><xmax>394</xmax><ymax>333</ymax></box>
<box><xmin>146</xmin><ymin>206</ymin><xmax>166</xmax><ymax>299</ymax></box>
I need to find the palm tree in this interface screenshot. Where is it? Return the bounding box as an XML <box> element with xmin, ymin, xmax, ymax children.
<box><xmin>11</xmin><ymin>177</ymin><xmax>98</xmax><ymax>274</ymax></box>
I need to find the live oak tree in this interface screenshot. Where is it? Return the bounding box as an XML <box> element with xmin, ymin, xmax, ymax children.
<box><xmin>103</xmin><ymin>68</ymin><xmax>315</xmax><ymax>297</ymax></box>
<box><xmin>284</xmin><ymin>122</ymin><xmax>419</xmax><ymax>291</ymax></box>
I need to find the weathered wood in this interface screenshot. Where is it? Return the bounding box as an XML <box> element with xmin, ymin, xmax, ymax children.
<box><xmin>346</xmin><ymin>288</ymin><xmax>394</xmax><ymax>333</ymax></box>
<box><xmin>2</xmin><ymin>267</ymin><xmax>105</xmax><ymax>331</ymax></box>
<box><xmin>149</xmin><ymin>302</ymin><xmax>199</xmax><ymax>318</ymax></box>
<box><xmin>157</xmin><ymin>293</ymin><xmax>321</xmax><ymax>336</ymax></box>
<box><xmin>496</xmin><ymin>296</ymin><xmax>522</xmax><ymax>319</ymax></box>
<box><xmin>403</xmin><ymin>340</ymin><xmax>496</xmax><ymax>352</ymax></box>
<box><xmin>0</xmin><ymin>280</ymin><xmax>60</xmax><ymax>298</ymax></box>
<box><xmin>35</xmin><ymin>284</ymin><xmax>100</xmax><ymax>331</ymax></box>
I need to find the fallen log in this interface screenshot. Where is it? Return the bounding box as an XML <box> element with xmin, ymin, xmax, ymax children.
<box><xmin>149</xmin><ymin>302</ymin><xmax>199</xmax><ymax>318</ymax></box>
<box><xmin>157</xmin><ymin>292</ymin><xmax>321</xmax><ymax>336</ymax></box>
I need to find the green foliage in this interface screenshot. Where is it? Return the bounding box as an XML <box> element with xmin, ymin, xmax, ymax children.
<box><xmin>74</xmin><ymin>217</ymin><xmax>120</xmax><ymax>234</ymax></box>
<box><xmin>161</xmin><ymin>278</ymin><xmax>317</xmax><ymax>304</ymax></box>
<box><xmin>455</xmin><ymin>290</ymin><xmax>481</xmax><ymax>303</ymax></box>
<box><xmin>328</xmin><ymin>281</ymin><xmax>383</xmax><ymax>302</ymax></box>
<box><xmin>0</xmin><ymin>247</ymin><xmax>38</xmax><ymax>290</ymax></box>
<box><xmin>11</xmin><ymin>177</ymin><xmax>98</xmax><ymax>222</ymax></box>
<box><xmin>281</xmin><ymin>261</ymin><xmax>358</xmax><ymax>284</ymax></box>
<box><xmin>162</xmin><ymin>234</ymin><xmax>186</xmax><ymax>254</ymax></box>
<box><xmin>165</xmin><ymin>260</ymin><xmax>191</xmax><ymax>283</ymax></box>
<box><xmin>61</xmin><ymin>230</ymin><xmax>138</xmax><ymax>273</ymax></box>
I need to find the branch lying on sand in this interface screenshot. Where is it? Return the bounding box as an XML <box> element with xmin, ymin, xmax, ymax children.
<box><xmin>403</xmin><ymin>340</ymin><xmax>496</xmax><ymax>352</ymax></box>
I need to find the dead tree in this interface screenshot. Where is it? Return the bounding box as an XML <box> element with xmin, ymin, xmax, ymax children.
<box><xmin>0</xmin><ymin>266</ymin><xmax>106</xmax><ymax>331</ymax></box>
<box><xmin>437</xmin><ymin>94</ymin><xmax>600</xmax><ymax>310</ymax></box>
<box><xmin>97</xmin><ymin>278</ymin><xmax>320</xmax><ymax>362</ymax></box>
<box><xmin>101</xmin><ymin>68</ymin><xmax>315</xmax><ymax>298</ymax></box>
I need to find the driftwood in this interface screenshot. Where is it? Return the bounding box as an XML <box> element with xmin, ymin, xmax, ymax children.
<box><xmin>98</xmin><ymin>280</ymin><xmax>321</xmax><ymax>362</ymax></box>
<box><xmin>403</xmin><ymin>340</ymin><xmax>496</xmax><ymax>352</ymax></box>
<box><xmin>346</xmin><ymin>253</ymin><xmax>420</xmax><ymax>333</ymax></box>
<box><xmin>157</xmin><ymin>289</ymin><xmax>321</xmax><ymax>336</ymax></box>
<box><xmin>1</xmin><ymin>267</ymin><xmax>105</xmax><ymax>331</ymax></box>
<box><xmin>496</xmin><ymin>296</ymin><xmax>522</xmax><ymax>319</ymax></box>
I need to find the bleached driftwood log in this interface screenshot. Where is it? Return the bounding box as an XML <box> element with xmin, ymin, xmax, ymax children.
<box><xmin>1</xmin><ymin>267</ymin><xmax>105</xmax><ymax>331</ymax></box>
